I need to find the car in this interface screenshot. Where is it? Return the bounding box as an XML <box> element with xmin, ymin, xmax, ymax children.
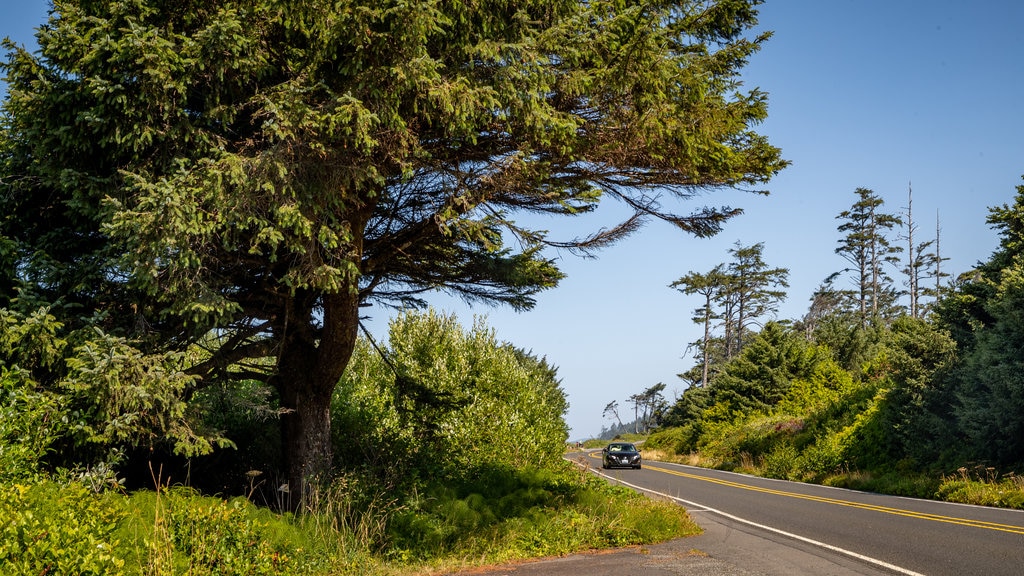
<box><xmin>601</xmin><ymin>442</ymin><xmax>642</xmax><ymax>469</ymax></box>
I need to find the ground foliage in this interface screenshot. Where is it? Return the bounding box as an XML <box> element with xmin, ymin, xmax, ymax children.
<box><xmin>0</xmin><ymin>306</ymin><xmax>697</xmax><ymax>573</ymax></box>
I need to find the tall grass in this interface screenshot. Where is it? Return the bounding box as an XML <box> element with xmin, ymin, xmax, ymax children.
<box><xmin>935</xmin><ymin>466</ymin><xmax>1024</xmax><ymax>509</ymax></box>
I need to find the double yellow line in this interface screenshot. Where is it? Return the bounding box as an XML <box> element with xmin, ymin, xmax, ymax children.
<box><xmin>644</xmin><ymin>464</ymin><xmax>1024</xmax><ymax>536</ymax></box>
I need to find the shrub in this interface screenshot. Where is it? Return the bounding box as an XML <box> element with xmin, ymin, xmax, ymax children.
<box><xmin>936</xmin><ymin>468</ymin><xmax>1024</xmax><ymax>509</ymax></box>
<box><xmin>0</xmin><ymin>481</ymin><xmax>127</xmax><ymax>576</ymax></box>
<box><xmin>795</xmin><ymin>434</ymin><xmax>847</xmax><ymax>480</ymax></box>
<box><xmin>123</xmin><ymin>487</ymin><xmax>324</xmax><ymax>576</ymax></box>
<box><xmin>761</xmin><ymin>444</ymin><xmax>799</xmax><ymax>480</ymax></box>
<box><xmin>0</xmin><ymin>369</ymin><xmax>64</xmax><ymax>480</ymax></box>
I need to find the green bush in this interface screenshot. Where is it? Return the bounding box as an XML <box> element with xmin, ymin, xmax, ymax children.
<box><xmin>935</xmin><ymin>468</ymin><xmax>1024</xmax><ymax>509</ymax></box>
<box><xmin>795</xmin><ymin>434</ymin><xmax>848</xmax><ymax>480</ymax></box>
<box><xmin>645</xmin><ymin>425</ymin><xmax>698</xmax><ymax>454</ymax></box>
<box><xmin>761</xmin><ymin>444</ymin><xmax>799</xmax><ymax>480</ymax></box>
<box><xmin>0</xmin><ymin>369</ymin><xmax>64</xmax><ymax>480</ymax></box>
<box><xmin>0</xmin><ymin>481</ymin><xmax>127</xmax><ymax>576</ymax></box>
<box><xmin>334</xmin><ymin>310</ymin><xmax>569</xmax><ymax>484</ymax></box>
<box><xmin>119</xmin><ymin>487</ymin><xmax>334</xmax><ymax>576</ymax></box>
<box><xmin>164</xmin><ymin>490</ymin><xmax>287</xmax><ymax>575</ymax></box>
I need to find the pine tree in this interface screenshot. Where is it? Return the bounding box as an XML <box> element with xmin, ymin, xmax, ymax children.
<box><xmin>835</xmin><ymin>188</ymin><xmax>903</xmax><ymax>327</ymax></box>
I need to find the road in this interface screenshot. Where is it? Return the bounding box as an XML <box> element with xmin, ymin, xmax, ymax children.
<box><xmin>567</xmin><ymin>451</ymin><xmax>1024</xmax><ymax>575</ymax></box>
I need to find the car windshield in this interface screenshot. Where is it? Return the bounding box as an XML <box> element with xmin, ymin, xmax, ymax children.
<box><xmin>609</xmin><ymin>444</ymin><xmax>636</xmax><ymax>452</ymax></box>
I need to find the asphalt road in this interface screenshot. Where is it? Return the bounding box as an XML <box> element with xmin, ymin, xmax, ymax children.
<box><xmin>445</xmin><ymin>453</ymin><xmax>1024</xmax><ymax>575</ymax></box>
<box><xmin>565</xmin><ymin>451</ymin><xmax>1024</xmax><ymax>575</ymax></box>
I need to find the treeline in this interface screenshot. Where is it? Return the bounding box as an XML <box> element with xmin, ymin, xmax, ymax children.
<box><xmin>648</xmin><ymin>181</ymin><xmax>1024</xmax><ymax>494</ymax></box>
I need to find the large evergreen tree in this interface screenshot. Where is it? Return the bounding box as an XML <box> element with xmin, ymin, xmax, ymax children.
<box><xmin>936</xmin><ymin>178</ymin><xmax>1024</xmax><ymax>467</ymax></box>
<box><xmin>1</xmin><ymin>0</ymin><xmax>785</xmax><ymax>497</ymax></box>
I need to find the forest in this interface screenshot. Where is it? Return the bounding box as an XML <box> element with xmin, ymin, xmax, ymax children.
<box><xmin>637</xmin><ymin>183</ymin><xmax>1024</xmax><ymax>505</ymax></box>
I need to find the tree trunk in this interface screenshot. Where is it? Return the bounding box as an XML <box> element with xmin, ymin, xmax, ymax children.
<box><xmin>275</xmin><ymin>291</ymin><xmax>361</xmax><ymax>510</ymax></box>
<box><xmin>279</xmin><ymin>377</ymin><xmax>332</xmax><ymax>510</ymax></box>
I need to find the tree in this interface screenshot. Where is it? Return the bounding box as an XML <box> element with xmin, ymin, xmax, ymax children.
<box><xmin>335</xmin><ymin>309</ymin><xmax>568</xmax><ymax>480</ymax></box>
<box><xmin>1</xmin><ymin>0</ymin><xmax>785</xmax><ymax>498</ymax></box>
<box><xmin>899</xmin><ymin>183</ymin><xmax>947</xmax><ymax>318</ymax></box>
<box><xmin>705</xmin><ymin>322</ymin><xmax>823</xmax><ymax>418</ymax></box>
<box><xmin>935</xmin><ymin>178</ymin><xmax>1024</xmax><ymax>467</ymax></box>
<box><xmin>725</xmin><ymin>241</ymin><xmax>789</xmax><ymax>352</ymax></box>
<box><xmin>835</xmin><ymin>188</ymin><xmax>903</xmax><ymax>327</ymax></box>
<box><xmin>920</xmin><ymin>210</ymin><xmax>951</xmax><ymax>309</ymax></box>
<box><xmin>670</xmin><ymin>264</ymin><xmax>728</xmax><ymax>387</ymax></box>
<box><xmin>671</xmin><ymin>242</ymin><xmax>787</xmax><ymax>385</ymax></box>
<box><xmin>638</xmin><ymin>382</ymin><xmax>668</xmax><ymax>432</ymax></box>
<box><xmin>602</xmin><ymin>400</ymin><xmax>623</xmax><ymax>429</ymax></box>
<box><xmin>798</xmin><ymin>272</ymin><xmax>855</xmax><ymax>339</ymax></box>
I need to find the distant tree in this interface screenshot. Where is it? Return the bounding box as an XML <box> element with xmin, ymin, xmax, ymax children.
<box><xmin>671</xmin><ymin>242</ymin><xmax>788</xmax><ymax>386</ymax></box>
<box><xmin>898</xmin><ymin>183</ymin><xmax>950</xmax><ymax>318</ymax></box>
<box><xmin>603</xmin><ymin>400</ymin><xmax>623</xmax><ymax>429</ymax></box>
<box><xmin>625</xmin><ymin>383</ymin><xmax>667</xmax><ymax>434</ymax></box>
<box><xmin>670</xmin><ymin>265</ymin><xmax>728</xmax><ymax>387</ymax></box>
<box><xmin>639</xmin><ymin>382</ymin><xmax>668</xmax><ymax>432</ymax></box>
<box><xmin>725</xmin><ymin>242</ymin><xmax>789</xmax><ymax>353</ymax></box>
<box><xmin>0</xmin><ymin>0</ymin><xmax>786</xmax><ymax>497</ymax></box>
<box><xmin>919</xmin><ymin>210</ymin><xmax>951</xmax><ymax>310</ymax></box>
<box><xmin>798</xmin><ymin>272</ymin><xmax>855</xmax><ymax>339</ymax></box>
<box><xmin>899</xmin><ymin>184</ymin><xmax>931</xmax><ymax>318</ymax></box>
<box><xmin>835</xmin><ymin>188</ymin><xmax>903</xmax><ymax>327</ymax></box>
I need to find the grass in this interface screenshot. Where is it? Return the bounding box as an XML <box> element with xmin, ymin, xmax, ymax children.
<box><xmin>0</xmin><ymin>460</ymin><xmax>701</xmax><ymax>576</ymax></box>
<box><xmin>934</xmin><ymin>466</ymin><xmax>1024</xmax><ymax>509</ymax></box>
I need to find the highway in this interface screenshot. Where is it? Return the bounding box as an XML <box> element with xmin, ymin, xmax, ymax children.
<box><xmin>573</xmin><ymin>451</ymin><xmax>1024</xmax><ymax>575</ymax></box>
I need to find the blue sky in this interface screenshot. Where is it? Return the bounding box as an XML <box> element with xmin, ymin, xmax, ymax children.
<box><xmin>4</xmin><ymin>2</ymin><xmax>1024</xmax><ymax>439</ymax></box>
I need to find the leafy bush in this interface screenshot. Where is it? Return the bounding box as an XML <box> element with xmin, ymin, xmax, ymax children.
<box><xmin>334</xmin><ymin>309</ymin><xmax>569</xmax><ymax>485</ymax></box>
<box><xmin>646</xmin><ymin>425</ymin><xmax>699</xmax><ymax>455</ymax></box>
<box><xmin>0</xmin><ymin>369</ymin><xmax>64</xmax><ymax>480</ymax></box>
<box><xmin>0</xmin><ymin>481</ymin><xmax>127</xmax><ymax>576</ymax></box>
<box><xmin>120</xmin><ymin>487</ymin><xmax>340</xmax><ymax>576</ymax></box>
<box><xmin>795</xmin><ymin>434</ymin><xmax>847</xmax><ymax>480</ymax></box>
<box><xmin>163</xmin><ymin>490</ymin><xmax>289</xmax><ymax>575</ymax></box>
<box><xmin>761</xmin><ymin>444</ymin><xmax>799</xmax><ymax>480</ymax></box>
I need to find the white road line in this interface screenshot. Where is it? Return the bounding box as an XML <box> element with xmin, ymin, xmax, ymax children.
<box><xmin>589</xmin><ymin>467</ymin><xmax>926</xmax><ymax>576</ymax></box>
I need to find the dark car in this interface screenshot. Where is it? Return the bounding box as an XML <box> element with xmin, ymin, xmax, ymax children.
<box><xmin>601</xmin><ymin>442</ymin><xmax>642</xmax><ymax>469</ymax></box>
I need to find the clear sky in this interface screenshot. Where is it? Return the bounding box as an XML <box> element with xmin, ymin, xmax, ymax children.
<box><xmin>4</xmin><ymin>2</ymin><xmax>1024</xmax><ymax>440</ymax></box>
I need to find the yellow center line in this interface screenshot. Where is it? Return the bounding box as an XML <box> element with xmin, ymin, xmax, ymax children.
<box><xmin>641</xmin><ymin>463</ymin><xmax>1024</xmax><ymax>536</ymax></box>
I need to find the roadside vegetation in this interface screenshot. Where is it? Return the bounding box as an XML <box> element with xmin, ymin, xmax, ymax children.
<box><xmin>608</xmin><ymin>182</ymin><xmax>1024</xmax><ymax>512</ymax></box>
<box><xmin>0</xmin><ymin>310</ymin><xmax>698</xmax><ymax>575</ymax></box>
